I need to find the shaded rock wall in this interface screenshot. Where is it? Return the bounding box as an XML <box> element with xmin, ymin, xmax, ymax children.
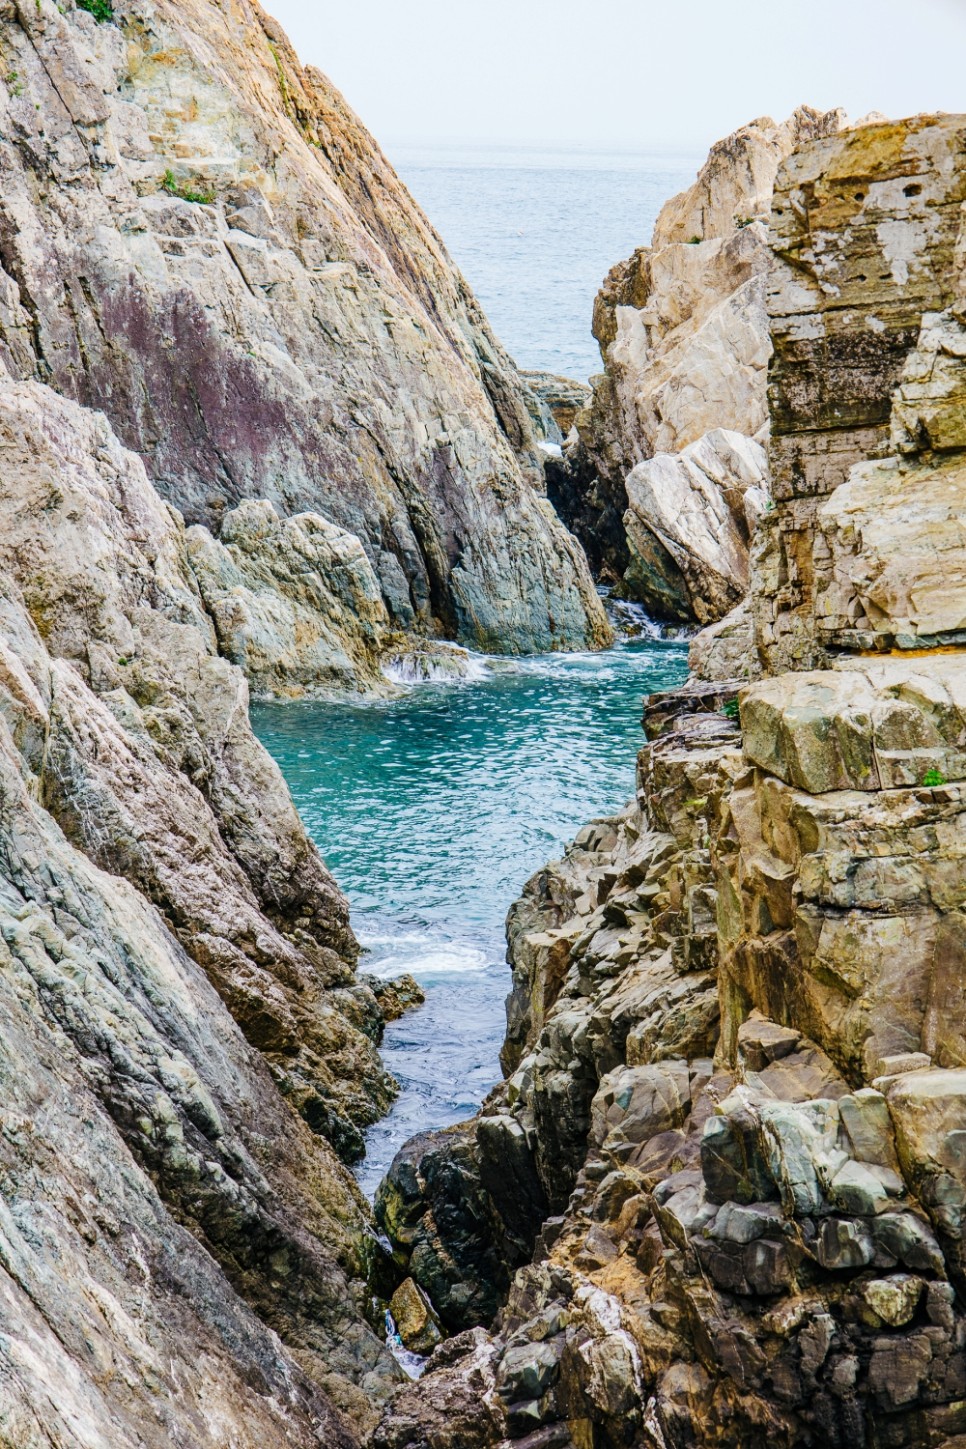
<box><xmin>0</xmin><ymin>0</ymin><xmax>608</xmax><ymax>657</ymax></box>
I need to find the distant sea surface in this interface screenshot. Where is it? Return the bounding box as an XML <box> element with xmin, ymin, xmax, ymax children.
<box><xmin>388</xmin><ymin>142</ymin><xmax>700</xmax><ymax>383</ymax></box>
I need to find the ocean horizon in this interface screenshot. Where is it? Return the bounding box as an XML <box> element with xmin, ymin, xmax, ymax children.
<box><xmin>388</xmin><ymin>140</ymin><xmax>701</xmax><ymax>383</ymax></box>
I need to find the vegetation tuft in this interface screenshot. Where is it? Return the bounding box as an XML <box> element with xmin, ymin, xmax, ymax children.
<box><xmin>77</xmin><ymin>0</ymin><xmax>115</xmax><ymax>22</ymax></box>
<box><xmin>161</xmin><ymin>169</ymin><xmax>215</xmax><ymax>206</ymax></box>
<box><xmin>722</xmin><ymin>698</ymin><xmax>741</xmax><ymax>722</ymax></box>
<box><xmin>922</xmin><ymin>766</ymin><xmax>947</xmax><ymax>788</ymax></box>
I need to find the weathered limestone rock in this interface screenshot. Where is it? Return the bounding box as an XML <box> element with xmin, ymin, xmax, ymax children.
<box><xmin>587</xmin><ymin>110</ymin><xmax>845</xmax><ymax>471</ymax></box>
<box><xmin>688</xmin><ymin>599</ymin><xmax>762</xmax><ymax>684</ymax></box>
<box><xmin>623</xmin><ymin>429</ymin><xmax>768</xmax><ymax>623</ymax></box>
<box><xmin>0</xmin><ymin>0</ymin><xmax>608</xmax><ymax>657</ymax></box>
<box><xmin>814</xmin><ymin>452</ymin><xmax>966</xmax><ymax>652</ymax></box>
<box><xmin>757</xmin><ymin>114</ymin><xmax>966</xmax><ymax>671</ymax></box>
<box><xmin>187</xmin><ymin>499</ymin><xmax>393</xmax><ymax>697</ymax></box>
<box><xmin>887</xmin><ymin>1069</ymin><xmax>966</xmax><ymax>1274</ymax></box>
<box><xmin>0</xmin><ymin>481</ymin><xmax>409</xmax><ymax>1445</ymax></box>
<box><xmin>740</xmin><ymin>656</ymin><xmax>966</xmax><ymax>792</ymax></box>
<box><xmin>554</xmin><ymin>108</ymin><xmax>841</xmax><ymax>608</ymax></box>
<box><xmin>378</xmin><ymin>711</ymin><xmax>741</xmax><ymax>1347</ymax></box>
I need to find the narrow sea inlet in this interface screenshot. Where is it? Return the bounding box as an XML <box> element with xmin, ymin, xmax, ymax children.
<box><xmin>253</xmin><ymin>631</ymin><xmax>689</xmax><ymax>1195</ymax></box>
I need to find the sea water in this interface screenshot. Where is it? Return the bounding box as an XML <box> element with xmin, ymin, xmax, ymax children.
<box><xmin>253</xmin><ymin>636</ymin><xmax>688</xmax><ymax>1194</ymax></box>
<box><xmin>389</xmin><ymin>142</ymin><xmax>699</xmax><ymax>381</ymax></box>
<box><xmin>254</xmin><ymin>146</ymin><xmax>698</xmax><ymax>1191</ymax></box>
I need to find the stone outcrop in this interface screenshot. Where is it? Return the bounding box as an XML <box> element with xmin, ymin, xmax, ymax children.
<box><xmin>756</xmin><ymin>114</ymin><xmax>966</xmax><ymax>672</ymax></box>
<box><xmin>622</xmin><ymin>429</ymin><xmax>768</xmax><ymax>624</ymax></box>
<box><xmin>550</xmin><ymin>109</ymin><xmax>843</xmax><ymax>619</ymax></box>
<box><xmin>0</xmin><ymin>378</ymin><xmax>414</xmax><ymax>1444</ymax></box>
<box><xmin>373</xmin><ymin>112</ymin><xmax>966</xmax><ymax>1449</ymax></box>
<box><xmin>522</xmin><ymin>371</ymin><xmax>593</xmax><ymax>441</ymax></box>
<box><xmin>0</xmin><ymin>0</ymin><xmax>608</xmax><ymax>658</ymax></box>
<box><xmin>187</xmin><ymin>499</ymin><xmax>393</xmax><ymax>698</ymax></box>
<box><xmin>0</xmin><ymin>379</ymin><xmax>396</xmax><ymax>1159</ymax></box>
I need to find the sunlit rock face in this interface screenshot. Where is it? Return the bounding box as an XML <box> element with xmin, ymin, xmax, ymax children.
<box><xmin>0</xmin><ymin>0</ymin><xmax>608</xmax><ymax>657</ymax></box>
<box><xmin>757</xmin><ymin>114</ymin><xmax>966</xmax><ymax>673</ymax></box>
<box><xmin>622</xmin><ymin>428</ymin><xmax>769</xmax><ymax>625</ymax></box>
<box><xmin>552</xmin><ymin>108</ymin><xmax>843</xmax><ymax>620</ymax></box>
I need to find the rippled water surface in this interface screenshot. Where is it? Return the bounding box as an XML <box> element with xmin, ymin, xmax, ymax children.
<box><xmin>253</xmin><ymin>636</ymin><xmax>688</xmax><ymax>1194</ymax></box>
<box><xmin>389</xmin><ymin>143</ymin><xmax>699</xmax><ymax>381</ymax></box>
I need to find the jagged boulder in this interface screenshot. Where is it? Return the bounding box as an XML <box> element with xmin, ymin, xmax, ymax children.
<box><xmin>622</xmin><ymin>429</ymin><xmax>768</xmax><ymax>622</ymax></box>
<box><xmin>187</xmin><ymin>499</ymin><xmax>392</xmax><ymax>697</ymax></box>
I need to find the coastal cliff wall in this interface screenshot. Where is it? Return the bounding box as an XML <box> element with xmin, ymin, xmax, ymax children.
<box><xmin>550</xmin><ymin>108</ymin><xmax>844</xmax><ymax>626</ymax></box>
<box><xmin>0</xmin><ymin>378</ymin><xmax>406</xmax><ymax>1445</ymax></box>
<box><xmin>374</xmin><ymin>114</ymin><xmax>966</xmax><ymax>1449</ymax></box>
<box><xmin>0</xmin><ymin>0</ymin><xmax>608</xmax><ymax>661</ymax></box>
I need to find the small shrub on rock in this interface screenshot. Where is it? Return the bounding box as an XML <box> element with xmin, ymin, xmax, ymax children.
<box><xmin>77</xmin><ymin>0</ymin><xmax>115</xmax><ymax>22</ymax></box>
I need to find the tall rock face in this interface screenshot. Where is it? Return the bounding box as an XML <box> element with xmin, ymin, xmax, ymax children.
<box><xmin>757</xmin><ymin>114</ymin><xmax>966</xmax><ymax>671</ymax></box>
<box><xmin>0</xmin><ymin>0</ymin><xmax>608</xmax><ymax>657</ymax></box>
<box><xmin>374</xmin><ymin>115</ymin><xmax>966</xmax><ymax>1449</ymax></box>
<box><xmin>551</xmin><ymin>108</ymin><xmax>843</xmax><ymax>624</ymax></box>
<box><xmin>0</xmin><ymin>380</ymin><xmax>409</xmax><ymax>1445</ymax></box>
<box><xmin>0</xmin><ymin>3</ymin><xmax>614</xmax><ymax>1441</ymax></box>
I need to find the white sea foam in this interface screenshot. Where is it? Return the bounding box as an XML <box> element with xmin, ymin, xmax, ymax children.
<box><xmin>382</xmin><ymin>646</ymin><xmax>492</xmax><ymax>687</ymax></box>
<box><xmin>361</xmin><ymin>935</ymin><xmax>491</xmax><ymax>980</ymax></box>
<box><xmin>385</xmin><ymin>1311</ymin><xmax>427</xmax><ymax>1380</ymax></box>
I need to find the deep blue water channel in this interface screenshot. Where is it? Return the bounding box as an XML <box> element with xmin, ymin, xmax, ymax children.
<box><xmin>252</xmin><ymin>636</ymin><xmax>688</xmax><ymax>1195</ymax></box>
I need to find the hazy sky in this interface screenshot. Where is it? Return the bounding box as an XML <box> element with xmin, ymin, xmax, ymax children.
<box><xmin>265</xmin><ymin>0</ymin><xmax>966</xmax><ymax>155</ymax></box>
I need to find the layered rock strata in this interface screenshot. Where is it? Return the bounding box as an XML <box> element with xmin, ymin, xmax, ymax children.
<box><xmin>0</xmin><ymin>0</ymin><xmax>608</xmax><ymax>657</ymax></box>
<box><xmin>757</xmin><ymin>114</ymin><xmax>966</xmax><ymax>672</ymax></box>
<box><xmin>373</xmin><ymin>113</ymin><xmax>966</xmax><ymax>1449</ymax></box>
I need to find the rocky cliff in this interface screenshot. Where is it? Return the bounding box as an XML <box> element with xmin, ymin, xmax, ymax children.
<box><xmin>549</xmin><ymin>108</ymin><xmax>844</xmax><ymax>626</ymax></box>
<box><xmin>0</xmin><ymin>1</ymin><xmax>618</xmax><ymax>1442</ymax></box>
<box><xmin>0</xmin><ymin>0</ymin><xmax>608</xmax><ymax>663</ymax></box>
<box><xmin>0</xmin><ymin>377</ymin><xmax>408</xmax><ymax>1446</ymax></box>
<box><xmin>373</xmin><ymin>113</ymin><xmax>966</xmax><ymax>1449</ymax></box>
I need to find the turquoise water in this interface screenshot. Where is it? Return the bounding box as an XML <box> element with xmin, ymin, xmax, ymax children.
<box><xmin>253</xmin><ymin>634</ymin><xmax>688</xmax><ymax>1194</ymax></box>
<box><xmin>389</xmin><ymin>143</ymin><xmax>699</xmax><ymax>381</ymax></box>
